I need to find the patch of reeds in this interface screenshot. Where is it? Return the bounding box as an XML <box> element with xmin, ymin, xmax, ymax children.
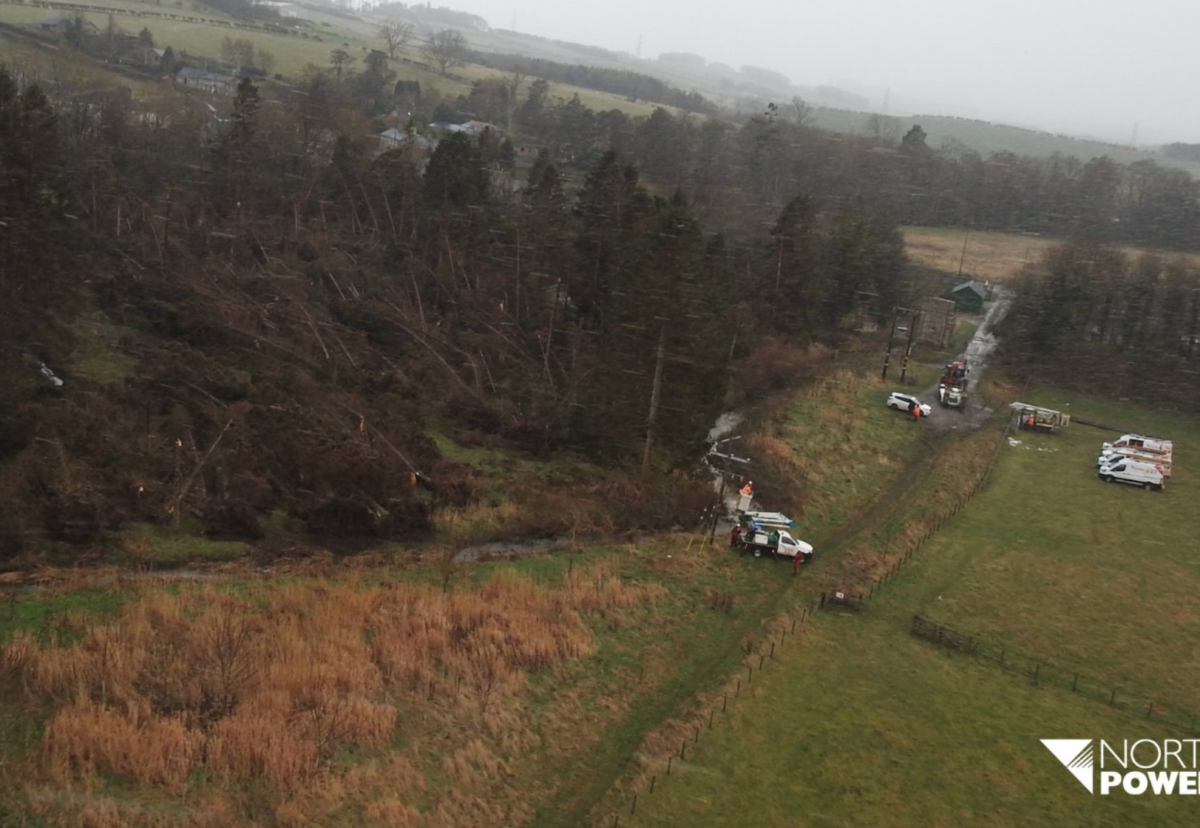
<box><xmin>4</xmin><ymin>563</ymin><xmax>663</xmax><ymax>824</ymax></box>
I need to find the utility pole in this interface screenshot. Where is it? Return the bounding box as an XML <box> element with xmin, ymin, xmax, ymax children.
<box><xmin>881</xmin><ymin>307</ymin><xmax>900</xmax><ymax>380</ymax></box>
<box><xmin>706</xmin><ymin>436</ymin><xmax>750</xmax><ymax>545</ymax></box>
<box><xmin>1190</xmin><ymin>289</ymin><xmax>1200</xmax><ymax>358</ymax></box>
<box><xmin>899</xmin><ymin>311</ymin><xmax>921</xmax><ymax>383</ymax></box>
<box><xmin>641</xmin><ymin>326</ymin><xmax>666</xmax><ymax>480</ymax></box>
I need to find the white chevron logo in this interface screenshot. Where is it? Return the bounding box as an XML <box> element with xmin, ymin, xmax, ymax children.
<box><xmin>1042</xmin><ymin>739</ymin><xmax>1094</xmax><ymax>793</ymax></box>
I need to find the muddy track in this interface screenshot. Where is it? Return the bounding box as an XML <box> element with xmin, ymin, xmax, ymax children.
<box><xmin>577</xmin><ymin>297</ymin><xmax>1016</xmax><ymax>822</ymax></box>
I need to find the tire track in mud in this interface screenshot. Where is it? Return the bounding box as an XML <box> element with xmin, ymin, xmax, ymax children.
<box><xmin>571</xmin><ymin>424</ymin><xmax>996</xmax><ymax>827</ymax></box>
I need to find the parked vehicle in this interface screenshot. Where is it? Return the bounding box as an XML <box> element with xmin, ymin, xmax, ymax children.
<box><xmin>1103</xmin><ymin>434</ymin><xmax>1172</xmax><ymax>460</ymax></box>
<box><xmin>886</xmin><ymin>392</ymin><xmax>931</xmax><ymax>417</ymax></box>
<box><xmin>1010</xmin><ymin>402</ymin><xmax>1071</xmax><ymax>432</ymax></box>
<box><xmin>1098</xmin><ymin>448</ymin><xmax>1172</xmax><ymax>477</ymax></box>
<box><xmin>739</xmin><ymin>511</ymin><xmax>795</xmax><ymax>529</ymax></box>
<box><xmin>1097</xmin><ymin>458</ymin><xmax>1166</xmax><ymax>491</ymax></box>
<box><xmin>737</xmin><ymin>529</ymin><xmax>815</xmax><ymax>561</ymax></box>
<box><xmin>937</xmin><ymin>360</ymin><xmax>969</xmax><ymax>408</ymax></box>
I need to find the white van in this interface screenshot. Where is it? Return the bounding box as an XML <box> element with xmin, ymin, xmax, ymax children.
<box><xmin>1098</xmin><ymin>458</ymin><xmax>1166</xmax><ymax>491</ymax></box>
<box><xmin>1097</xmin><ymin>448</ymin><xmax>1172</xmax><ymax>477</ymax></box>
<box><xmin>1103</xmin><ymin>434</ymin><xmax>1173</xmax><ymax>460</ymax></box>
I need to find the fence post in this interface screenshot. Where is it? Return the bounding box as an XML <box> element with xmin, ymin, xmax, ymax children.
<box><xmin>667</xmin><ymin>756</ymin><xmax>672</xmax><ymax>775</ymax></box>
<box><xmin>1033</xmin><ymin>663</ymin><xmax>1040</xmax><ymax>685</ymax></box>
<box><xmin>1072</xmin><ymin>674</ymin><xmax>1078</xmax><ymax>692</ymax></box>
<box><xmin>747</xmin><ymin>665</ymin><xmax>752</xmax><ymax>684</ymax></box>
<box><xmin>791</xmin><ymin>616</ymin><xmax>798</xmax><ymax>633</ymax></box>
<box><xmin>630</xmin><ymin>795</ymin><xmax>637</xmax><ymax>815</ymax></box>
<box><xmin>694</xmin><ymin>727</ymin><xmax>700</xmax><ymax>744</ymax></box>
<box><xmin>1147</xmin><ymin>703</ymin><xmax>1153</xmax><ymax>719</ymax></box>
<box><xmin>709</xmin><ymin>710</ymin><xmax>715</xmax><ymax>729</ymax></box>
<box><xmin>650</xmin><ymin>775</ymin><xmax>656</xmax><ymax>794</ymax></box>
<box><xmin>680</xmin><ymin>740</ymin><xmax>687</xmax><ymax>760</ymax></box>
<box><xmin>736</xmin><ymin>679</ymin><xmax>741</xmax><ymax>697</ymax></box>
<box><xmin>612</xmin><ymin>816</ymin><xmax>618</xmax><ymax>828</ymax></box>
<box><xmin>770</xmin><ymin>642</ymin><xmax>775</xmax><ymax>659</ymax></box>
<box><xmin>723</xmin><ymin>694</ymin><xmax>728</xmax><ymax>712</ymax></box>
<box><xmin>758</xmin><ymin>654</ymin><xmax>765</xmax><ymax>670</ymax></box>
<box><xmin>820</xmin><ymin>592</ymin><xmax>826</xmax><ymax>609</ymax></box>
<box><xmin>1110</xmin><ymin>689</ymin><xmax>1117</xmax><ymax>707</ymax></box>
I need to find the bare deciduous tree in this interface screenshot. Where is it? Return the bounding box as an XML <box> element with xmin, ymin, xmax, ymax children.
<box><xmin>790</xmin><ymin>95</ymin><xmax>812</xmax><ymax>127</ymax></box>
<box><xmin>379</xmin><ymin>20</ymin><xmax>413</xmax><ymax>59</ymax></box>
<box><xmin>423</xmin><ymin>29</ymin><xmax>467</xmax><ymax>76</ymax></box>
<box><xmin>221</xmin><ymin>36</ymin><xmax>256</xmax><ymax>71</ymax></box>
<box><xmin>502</xmin><ymin>64</ymin><xmax>527</xmax><ymax>132</ymax></box>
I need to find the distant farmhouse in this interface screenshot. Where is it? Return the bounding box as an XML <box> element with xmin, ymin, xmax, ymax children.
<box><xmin>39</xmin><ymin>15</ymin><xmax>99</xmax><ymax>35</ymax></box>
<box><xmin>257</xmin><ymin>1</ymin><xmax>302</xmax><ymax>17</ymax></box>
<box><xmin>428</xmin><ymin>120</ymin><xmax>495</xmax><ymax>137</ymax></box>
<box><xmin>175</xmin><ymin>67</ymin><xmax>237</xmax><ymax>96</ymax></box>
<box><xmin>379</xmin><ymin>127</ymin><xmax>433</xmax><ymax>153</ymax></box>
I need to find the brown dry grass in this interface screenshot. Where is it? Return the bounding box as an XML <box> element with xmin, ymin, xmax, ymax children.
<box><xmin>904</xmin><ymin>226</ymin><xmax>1200</xmax><ymax>285</ymax></box>
<box><xmin>5</xmin><ymin>565</ymin><xmax>663</xmax><ymax>826</ymax></box>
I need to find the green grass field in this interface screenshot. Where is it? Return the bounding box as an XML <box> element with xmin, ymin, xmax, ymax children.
<box><xmin>622</xmin><ymin>610</ymin><xmax>1188</xmax><ymax>828</ymax></box>
<box><xmin>622</xmin><ymin>389</ymin><xmax>1200</xmax><ymax>828</ymax></box>
<box><xmin>893</xmin><ymin>391</ymin><xmax>1200</xmax><ymax>710</ymax></box>
<box><xmin>811</xmin><ymin>108</ymin><xmax>1200</xmax><ymax>177</ymax></box>
<box><xmin>0</xmin><ymin>1</ymin><xmax>666</xmax><ymax>118</ymax></box>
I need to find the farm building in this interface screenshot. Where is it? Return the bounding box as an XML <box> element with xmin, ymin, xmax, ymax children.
<box><xmin>949</xmin><ymin>280</ymin><xmax>988</xmax><ymax>313</ymax></box>
<box><xmin>39</xmin><ymin>15</ymin><xmax>99</xmax><ymax>34</ymax></box>
<box><xmin>175</xmin><ymin>67</ymin><xmax>237</xmax><ymax>96</ymax></box>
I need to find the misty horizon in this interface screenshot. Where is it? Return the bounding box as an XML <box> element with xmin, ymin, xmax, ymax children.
<box><xmin>395</xmin><ymin>0</ymin><xmax>1200</xmax><ymax>147</ymax></box>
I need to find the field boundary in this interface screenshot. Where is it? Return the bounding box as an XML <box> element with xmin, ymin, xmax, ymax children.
<box><xmin>597</xmin><ymin>418</ymin><xmax>1012</xmax><ymax>826</ymax></box>
<box><xmin>910</xmin><ymin>614</ymin><xmax>1200</xmax><ymax>733</ymax></box>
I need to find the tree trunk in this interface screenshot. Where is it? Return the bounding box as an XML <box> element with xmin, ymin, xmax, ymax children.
<box><xmin>641</xmin><ymin>326</ymin><xmax>666</xmax><ymax>480</ymax></box>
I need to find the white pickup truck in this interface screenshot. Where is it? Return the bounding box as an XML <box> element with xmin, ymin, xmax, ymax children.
<box><xmin>737</xmin><ymin>528</ymin><xmax>815</xmax><ymax>561</ymax></box>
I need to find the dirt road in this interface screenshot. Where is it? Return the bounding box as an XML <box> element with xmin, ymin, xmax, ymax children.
<box><xmin>921</xmin><ymin>288</ymin><xmax>1012</xmax><ymax>434</ymax></box>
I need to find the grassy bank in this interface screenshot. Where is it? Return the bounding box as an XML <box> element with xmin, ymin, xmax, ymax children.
<box><xmin>623</xmin><ymin>609</ymin><xmax>1188</xmax><ymax>828</ymax></box>
<box><xmin>622</xmin><ymin>389</ymin><xmax>1200</xmax><ymax>827</ymax></box>
<box><xmin>0</xmin><ymin>364</ymin><xmax>941</xmax><ymax>826</ymax></box>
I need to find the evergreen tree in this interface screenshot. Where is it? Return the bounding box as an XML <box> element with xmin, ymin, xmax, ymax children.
<box><xmin>0</xmin><ymin>72</ymin><xmax>71</xmax><ymax>338</ymax></box>
<box><xmin>211</xmin><ymin>77</ymin><xmax>262</xmax><ymax>217</ymax></box>
<box><xmin>572</xmin><ymin>150</ymin><xmax>639</xmax><ymax>328</ymax></box>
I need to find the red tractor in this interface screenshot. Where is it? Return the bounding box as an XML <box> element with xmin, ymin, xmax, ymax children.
<box><xmin>938</xmin><ymin>359</ymin><xmax>969</xmax><ymax>408</ymax></box>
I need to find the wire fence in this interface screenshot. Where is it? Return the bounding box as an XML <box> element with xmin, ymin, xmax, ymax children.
<box><xmin>911</xmin><ymin>614</ymin><xmax>1200</xmax><ymax>733</ymax></box>
<box><xmin>602</xmin><ymin>600</ymin><xmax>816</xmax><ymax>828</ymax></box>
<box><xmin>603</xmin><ymin>420</ymin><xmax>1013</xmax><ymax>826</ymax></box>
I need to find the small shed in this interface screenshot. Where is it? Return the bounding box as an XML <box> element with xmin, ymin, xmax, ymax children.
<box><xmin>949</xmin><ymin>280</ymin><xmax>988</xmax><ymax>313</ymax></box>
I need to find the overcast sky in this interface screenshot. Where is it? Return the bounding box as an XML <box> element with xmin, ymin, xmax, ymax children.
<box><xmin>437</xmin><ymin>0</ymin><xmax>1199</xmax><ymax>145</ymax></box>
